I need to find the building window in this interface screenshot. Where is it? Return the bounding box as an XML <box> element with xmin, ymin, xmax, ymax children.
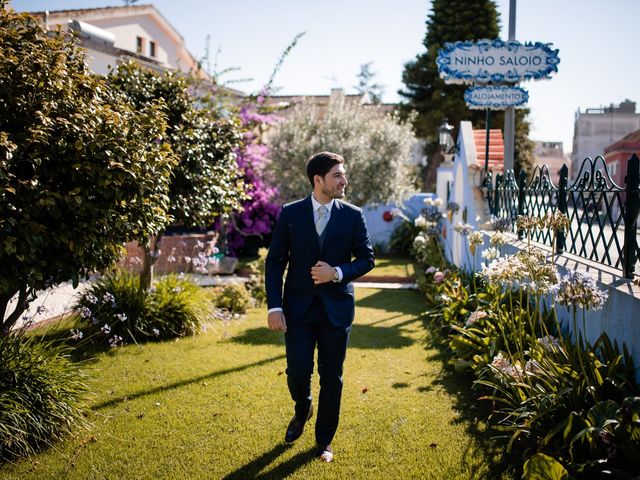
<box><xmin>136</xmin><ymin>36</ymin><xmax>144</xmax><ymax>54</ymax></box>
<box><xmin>149</xmin><ymin>41</ymin><xmax>156</xmax><ymax>57</ymax></box>
<box><xmin>610</xmin><ymin>161</ymin><xmax>618</xmax><ymax>176</ymax></box>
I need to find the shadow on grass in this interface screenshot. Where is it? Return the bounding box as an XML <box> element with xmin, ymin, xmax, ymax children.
<box><xmin>229</xmin><ymin>323</ymin><xmax>415</xmax><ymax>349</ymax></box>
<box><xmin>223</xmin><ymin>445</ymin><xmax>316</xmax><ymax>480</ymax></box>
<box><xmin>92</xmin><ymin>353</ymin><xmax>285</xmax><ymax>411</ymax></box>
<box><xmin>420</xmin><ymin>319</ymin><xmax>518</xmax><ymax>479</ymax></box>
<box><xmin>355</xmin><ymin>289</ymin><xmax>426</xmax><ymax>316</ymax></box>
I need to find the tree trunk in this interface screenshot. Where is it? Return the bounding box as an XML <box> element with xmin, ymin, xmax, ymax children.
<box><xmin>0</xmin><ymin>286</ymin><xmax>33</xmax><ymax>336</ymax></box>
<box><xmin>139</xmin><ymin>234</ymin><xmax>161</xmax><ymax>290</ymax></box>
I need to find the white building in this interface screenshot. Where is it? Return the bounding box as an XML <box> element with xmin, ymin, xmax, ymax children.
<box><xmin>29</xmin><ymin>4</ymin><xmax>205</xmax><ymax>78</ymax></box>
<box><xmin>571</xmin><ymin>99</ymin><xmax>640</xmax><ymax>179</ymax></box>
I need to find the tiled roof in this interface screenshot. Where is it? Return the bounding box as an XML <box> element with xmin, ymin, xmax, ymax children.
<box><xmin>604</xmin><ymin>128</ymin><xmax>640</xmax><ymax>153</ymax></box>
<box><xmin>473</xmin><ymin>129</ymin><xmax>504</xmax><ymax>171</ymax></box>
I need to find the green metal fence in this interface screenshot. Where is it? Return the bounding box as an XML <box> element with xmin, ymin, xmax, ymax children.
<box><xmin>486</xmin><ymin>154</ymin><xmax>640</xmax><ymax>279</ymax></box>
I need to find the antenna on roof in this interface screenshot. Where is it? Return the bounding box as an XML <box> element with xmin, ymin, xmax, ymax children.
<box><xmin>123</xmin><ymin>0</ymin><xmax>139</xmax><ymax>5</ymax></box>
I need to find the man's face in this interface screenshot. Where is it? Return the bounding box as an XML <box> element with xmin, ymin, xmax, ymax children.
<box><xmin>318</xmin><ymin>164</ymin><xmax>348</xmax><ymax>199</ymax></box>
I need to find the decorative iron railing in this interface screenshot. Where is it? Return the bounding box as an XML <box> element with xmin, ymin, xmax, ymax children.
<box><xmin>486</xmin><ymin>154</ymin><xmax>640</xmax><ymax>279</ymax></box>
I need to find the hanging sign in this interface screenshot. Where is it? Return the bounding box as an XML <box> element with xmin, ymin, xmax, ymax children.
<box><xmin>464</xmin><ymin>85</ymin><xmax>529</xmax><ymax>110</ymax></box>
<box><xmin>437</xmin><ymin>39</ymin><xmax>560</xmax><ymax>84</ymax></box>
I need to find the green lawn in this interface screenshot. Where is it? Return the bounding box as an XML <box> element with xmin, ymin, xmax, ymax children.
<box><xmin>0</xmin><ymin>289</ymin><xmax>513</xmax><ymax>479</ymax></box>
<box><xmin>367</xmin><ymin>257</ymin><xmax>416</xmax><ymax>278</ymax></box>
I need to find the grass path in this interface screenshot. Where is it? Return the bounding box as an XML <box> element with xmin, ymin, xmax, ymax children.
<box><xmin>1</xmin><ymin>288</ymin><xmax>514</xmax><ymax>479</ymax></box>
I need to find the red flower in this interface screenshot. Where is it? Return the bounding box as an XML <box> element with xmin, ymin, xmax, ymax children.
<box><xmin>382</xmin><ymin>210</ymin><xmax>394</xmax><ymax>222</ymax></box>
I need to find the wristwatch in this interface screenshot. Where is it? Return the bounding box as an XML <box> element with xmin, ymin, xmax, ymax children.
<box><xmin>333</xmin><ymin>268</ymin><xmax>340</xmax><ymax>282</ymax></box>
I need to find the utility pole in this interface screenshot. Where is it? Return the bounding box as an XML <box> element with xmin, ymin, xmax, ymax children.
<box><xmin>503</xmin><ymin>0</ymin><xmax>516</xmax><ymax>171</ymax></box>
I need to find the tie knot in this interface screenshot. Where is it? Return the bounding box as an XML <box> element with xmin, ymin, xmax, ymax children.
<box><xmin>317</xmin><ymin>205</ymin><xmax>328</xmax><ymax>217</ymax></box>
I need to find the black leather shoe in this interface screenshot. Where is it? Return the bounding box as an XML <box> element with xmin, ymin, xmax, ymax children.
<box><xmin>284</xmin><ymin>405</ymin><xmax>313</xmax><ymax>443</ymax></box>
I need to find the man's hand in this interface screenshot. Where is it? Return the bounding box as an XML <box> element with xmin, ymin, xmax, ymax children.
<box><xmin>267</xmin><ymin>311</ymin><xmax>287</xmax><ymax>332</ymax></box>
<box><xmin>311</xmin><ymin>261</ymin><xmax>336</xmax><ymax>285</ymax></box>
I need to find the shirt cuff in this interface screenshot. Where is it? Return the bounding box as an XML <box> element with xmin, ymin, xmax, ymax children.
<box><xmin>333</xmin><ymin>266</ymin><xmax>343</xmax><ymax>282</ymax></box>
<box><xmin>268</xmin><ymin>307</ymin><xmax>283</xmax><ymax>314</ymax></box>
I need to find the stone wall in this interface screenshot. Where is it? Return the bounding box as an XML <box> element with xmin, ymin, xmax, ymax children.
<box><xmin>118</xmin><ymin>232</ymin><xmax>218</xmax><ymax>274</ymax></box>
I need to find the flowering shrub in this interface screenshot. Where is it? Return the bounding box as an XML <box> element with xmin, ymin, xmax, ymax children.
<box><xmin>413</xmin><ymin>210</ymin><xmax>638</xmax><ymax>477</ymax></box>
<box><xmin>225</xmin><ymin>98</ymin><xmax>281</xmax><ymax>255</ymax></box>
<box><xmin>74</xmin><ymin>272</ymin><xmax>214</xmax><ymax>345</ymax></box>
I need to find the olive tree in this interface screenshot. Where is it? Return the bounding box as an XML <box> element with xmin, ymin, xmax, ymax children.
<box><xmin>106</xmin><ymin>63</ymin><xmax>246</xmax><ymax>287</ymax></box>
<box><xmin>0</xmin><ymin>8</ymin><xmax>175</xmax><ymax>332</ymax></box>
<box><xmin>265</xmin><ymin>98</ymin><xmax>417</xmax><ymax>206</ymax></box>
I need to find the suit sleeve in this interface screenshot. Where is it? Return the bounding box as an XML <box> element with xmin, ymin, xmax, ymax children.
<box><xmin>265</xmin><ymin>205</ymin><xmax>289</xmax><ymax>310</ymax></box>
<box><xmin>337</xmin><ymin>209</ymin><xmax>375</xmax><ymax>283</ymax></box>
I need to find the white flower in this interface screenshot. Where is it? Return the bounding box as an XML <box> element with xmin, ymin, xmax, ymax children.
<box><xmin>491</xmin><ymin>353</ymin><xmax>523</xmax><ymax>380</ymax></box>
<box><xmin>552</xmin><ymin>271</ymin><xmax>608</xmax><ymax>310</ymax></box>
<box><xmin>109</xmin><ymin>335</ymin><xmax>123</xmax><ymax>348</ymax></box>
<box><xmin>454</xmin><ymin>222</ymin><xmax>473</xmax><ymax>236</ymax></box>
<box><xmin>70</xmin><ymin>329</ymin><xmax>83</xmax><ymax>340</ymax></box>
<box><xmin>152</xmin><ymin>328</ymin><xmax>160</xmax><ymax>337</ymax></box>
<box><xmin>433</xmin><ymin>198</ymin><xmax>444</xmax><ymax>207</ymax></box>
<box><xmin>101</xmin><ymin>324</ymin><xmax>111</xmax><ymax>335</ymax></box>
<box><xmin>425</xmin><ymin>266</ymin><xmax>437</xmax><ymax>274</ymax></box>
<box><xmin>85</xmin><ymin>294</ymin><xmax>98</xmax><ymax>305</ymax></box>
<box><xmin>115</xmin><ymin>313</ymin><xmax>127</xmax><ymax>322</ymax></box>
<box><xmin>413</xmin><ymin>235</ymin><xmax>426</xmax><ymax>245</ymax></box>
<box><xmin>414</xmin><ymin>216</ymin><xmax>427</xmax><ymax>228</ymax></box>
<box><xmin>481</xmin><ymin>247</ymin><xmax>500</xmax><ymax>261</ymax></box>
<box><xmin>78</xmin><ymin>306</ymin><xmax>92</xmax><ymax>319</ymax></box>
<box><xmin>489</xmin><ymin>232</ymin><xmax>507</xmax><ymax>247</ymax></box>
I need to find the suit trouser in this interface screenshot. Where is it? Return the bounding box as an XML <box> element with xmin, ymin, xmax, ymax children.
<box><xmin>284</xmin><ymin>296</ymin><xmax>351</xmax><ymax>446</ymax></box>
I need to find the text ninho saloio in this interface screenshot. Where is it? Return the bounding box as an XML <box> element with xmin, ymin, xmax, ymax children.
<box><xmin>453</xmin><ymin>56</ymin><xmax>544</xmax><ymax>66</ymax></box>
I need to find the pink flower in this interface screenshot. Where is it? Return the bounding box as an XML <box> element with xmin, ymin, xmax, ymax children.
<box><xmin>426</xmin><ymin>266</ymin><xmax>437</xmax><ymax>274</ymax></box>
<box><xmin>434</xmin><ymin>271</ymin><xmax>445</xmax><ymax>283</ymax></box>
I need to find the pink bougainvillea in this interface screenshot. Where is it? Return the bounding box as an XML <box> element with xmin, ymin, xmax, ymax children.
<box><xmin>225</xmin><ymin>96</ymin><xmax>281</xmax><ymax>255</ymax></box>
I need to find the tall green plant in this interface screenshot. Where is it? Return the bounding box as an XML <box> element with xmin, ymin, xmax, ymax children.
<box><xmin>107</xmin><ymin>62</ymin><xmax>246</xmax><ymax>288</ymax></box>
<box><xmin>0</xmin><ymin>333</ymin><xmax>89</xmax><ymax>460</ymax></box>
<box><xmin>0</xmin><ymin>6</ymin><xmax>174</xmax><ymax>331</ymax></box>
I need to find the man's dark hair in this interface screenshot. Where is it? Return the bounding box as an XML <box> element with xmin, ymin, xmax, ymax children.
<box><xmin>306</xmin><ymin>152</ymin><xmax>344</xmax><ymax>187</ymax></box>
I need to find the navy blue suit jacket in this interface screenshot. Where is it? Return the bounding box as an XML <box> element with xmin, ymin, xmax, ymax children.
<box><xmin>265</xmin><ymin>196</ymin><xmax>375</xmax><ymax>329</ymax></box>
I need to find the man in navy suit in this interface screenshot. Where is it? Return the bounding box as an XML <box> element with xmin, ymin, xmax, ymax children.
<box><xmin>265</xmin><ymin>151</ymin><xmax>375</xmax><ymax>462</ymax></box>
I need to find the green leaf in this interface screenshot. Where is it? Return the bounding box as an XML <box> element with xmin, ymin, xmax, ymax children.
<box><xmin>522</xmin><ymin>453</ymin><xmax>569</xmax><ymax>480</ymax></box>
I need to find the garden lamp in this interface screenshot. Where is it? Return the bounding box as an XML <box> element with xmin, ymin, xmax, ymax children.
<box><xmin>438</xmin><ymin>119</ymin><xmax>456</xmax><ymax>155</ymax></box>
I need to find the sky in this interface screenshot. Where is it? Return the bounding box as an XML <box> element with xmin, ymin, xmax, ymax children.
<box><xmin>11</xmin><ymin>0</ymin><xmax>640</xmax><ymax>153</ymax></box>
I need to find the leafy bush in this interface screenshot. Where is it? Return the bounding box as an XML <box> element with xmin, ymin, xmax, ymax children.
<box><xmin>75</xmin><ymin>272</ymin><xmax>213</xmax><ymax>345</ymax></box>
<box><xmin>266</xmin><ymin>96</ymin><xmax>416</xmax><ymax>206</ymax></box>
<box><xmin>0</xmin><ymin>334</ymin><xmax>88</xmax><ymax>461</ymax></box>
<box><xmin>0</xmin><ymin>7</ymin><xmax>175</xmax><ymax>332</ymax></box>
<box><xmin>212</xmin><ymin>284</ymin><xmax>252</xmax><ymax>314</ymax></box>
<box><xmin>149</xmin><ymin>275</ymin><xmax>213</xmax><ymax>338</ymax></box>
